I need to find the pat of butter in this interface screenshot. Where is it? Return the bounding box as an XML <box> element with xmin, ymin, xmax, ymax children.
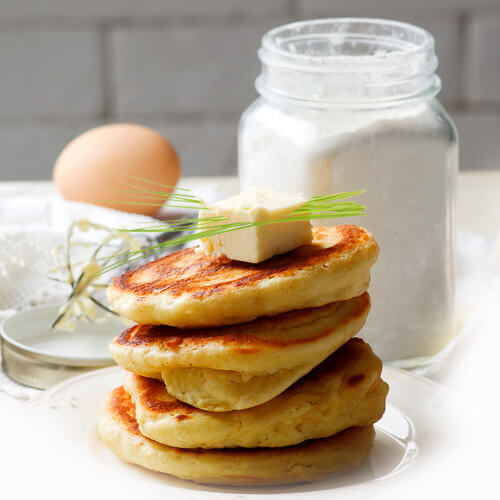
<box><xmin>198</xmin><ymin>187</ymin><xmax>312</xmax><ymax>263</ymax></box>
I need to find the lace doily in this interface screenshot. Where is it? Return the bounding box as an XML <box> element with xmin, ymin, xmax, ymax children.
<box><xmin>0</xmin><ymin>192</ymin><xmax>160</xmax><ymax>399</ymax></box>
<box><xmin>0</xmin><ymin>229</ymin><xmax>70</xmax><ymax>311</ymax></box>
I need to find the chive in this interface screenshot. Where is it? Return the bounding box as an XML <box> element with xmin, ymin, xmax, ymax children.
<box><xmin>95</xmin><ymin>179</ymin><xmax>367</xmax><ymax>274</ymax></box>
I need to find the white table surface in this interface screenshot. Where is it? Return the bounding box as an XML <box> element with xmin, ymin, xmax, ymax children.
<box><xmin>0</xmin><ymin>171</ymin><xmax>499</xmax><ymax>498</ymax></box>
<box><xmin>1</xmin><ymin>170</ymin><xmax>498</xmax><ymax>238</ymax></box>
<box><xmin>0</xmin><ymin>170</ymin><xmax>499</xmax><ymax>404</ymax></box>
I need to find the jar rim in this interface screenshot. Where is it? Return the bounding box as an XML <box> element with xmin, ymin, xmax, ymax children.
<box><xmin>261</xmin><ymin>18</ymin><xmax>435</xmax><ymax>70</ymax></box>
<box><xmin>257</xmin><ymin>17</ymin><xmax>440</xmax><ymax>106</ymax></box>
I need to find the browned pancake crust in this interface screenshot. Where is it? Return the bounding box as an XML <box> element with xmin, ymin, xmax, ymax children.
<box><xmin>132</xmin><ymin>338</ymin><xmax>378</xmax><ymax>418</ymax></box>
<box><xmin>131</xmin><ymin>377</ymin><xmax>195</xmax><ymax>417</ymax></box>
<box><xmin>108</xmin><ymin>385</ymin><xmax>374</xmax><ymax>458</ymax></box>
<box><xmin>112</xmin><ymin>225</ymin><xmax>371</xmax><ymax>300</ymax></box>
<box><xmin>114</xmin><ymin>293</ymin><xmax>370</xmax><ymax>353</ymax></box>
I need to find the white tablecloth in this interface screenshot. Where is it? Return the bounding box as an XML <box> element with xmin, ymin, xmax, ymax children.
<box><xmin>0</xmin><ymin>174</ymin><xmax>499</xmax><ymax>498</ymax></box>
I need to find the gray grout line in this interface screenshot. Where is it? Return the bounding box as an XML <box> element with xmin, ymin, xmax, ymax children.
<box><xmin>114</xmin><ymin>114</ymin><xmax>241</xmax><ymax>123</ymax></box>
<box><xmin>106</xmin><ymin>14</ymin><xmax>293</xmax><ymax>30</ymax></box>
<box><xmin>0</xmin><ymin>117</ymin><xmax>101</xmax><ymax>127</ymax></box>
<box><xmin>452</xmin><ymin>103</ymin><xmax>500</xmax><ymax>114</ymax></box>
<box><xmin>0</xmin><ymin>18</ymin><xmax>99</xmax><ymax>30</ymax></box>
<box><xmin>457</xmin><ymin>9</ymin><xmax>471</xmax><ymax>108</ymax></box>
<box><xmin>0</xmin><ymin>13</ymin><xmax>294</xmax><ymax>30</ymax></box>
<box><xmin>0</xmin><ymin>113</ymin><xmax>241</xmax><ymax>127</ymax></box>
<box><xmin>2</xmin><ymin>106</ymin><xmax>500</xmax><ymax>127</ymax></box>
<box><xmin>99</xmin><ymin>22</ymin><xmax>114</xmax><ymax>119</ymax></box>
<box><xmin>1</xmin><ymin>7</ymin><xmax>500</xmax><ymax>29</ymax></box>
<box><xmin>288</xmin><ymin>0</ymin><xmax>299</xmax><ymax>20</ymax></box>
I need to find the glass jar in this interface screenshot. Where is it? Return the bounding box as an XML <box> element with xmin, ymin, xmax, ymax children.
<box><xmin>238</xmin><ymin>18</ymin><xmax>458</xmax><ymax>372</ymax></box>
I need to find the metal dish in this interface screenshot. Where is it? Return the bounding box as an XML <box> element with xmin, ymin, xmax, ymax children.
<box><xmin>0</xmin><ymin>304</ymin><xmax>126</xmax><ymax>389</ymax></box>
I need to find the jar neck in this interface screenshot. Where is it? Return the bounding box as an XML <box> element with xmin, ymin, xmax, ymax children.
<box><xmin>256</xmin><ymin>18</ymin><xmax>441</xmax><ymax>109</ymax></box>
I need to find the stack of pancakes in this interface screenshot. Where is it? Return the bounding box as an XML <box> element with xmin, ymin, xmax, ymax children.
<box><xmin>99</xmin><ymin>225</ymin><xmax>388</xmax><ymax>485</ymax></box>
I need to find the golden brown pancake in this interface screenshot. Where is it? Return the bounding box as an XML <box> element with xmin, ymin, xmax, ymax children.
<box><xmin>110</xmin><ymin>293</ymin><xmax>370</xmax><ymax>411</ymax></box>
<box><xmin>125</xmin><ymin>338</ymin><xmax>388</xmax><ymax>448</ymax></box>
<box><xmin>107</xmin><ymin>225</ymin><xmax>378</xmax><ymax>328</ymax></box>
<box><xmin>98</xmin><ymin>385</ymin><xmax>376</xmax><ymax>485</ymax></box>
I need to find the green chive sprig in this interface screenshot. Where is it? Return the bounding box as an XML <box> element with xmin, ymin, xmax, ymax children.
<box><xmin>98</xmin><ymin>179</ymin><xmax>367</xmax><ymax>274</ymax></box>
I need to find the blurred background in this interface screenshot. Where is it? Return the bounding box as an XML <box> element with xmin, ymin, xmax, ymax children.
<box><xmin>0</xmin><ymin>0</ymin><xmax>498</xmax><ymax>180</ymax></box>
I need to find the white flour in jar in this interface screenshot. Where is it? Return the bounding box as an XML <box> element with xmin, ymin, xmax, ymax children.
<box><xmin>239</xmin><ymin>101</ymin><xmax>458</xmax><ymax>364</ymax></box>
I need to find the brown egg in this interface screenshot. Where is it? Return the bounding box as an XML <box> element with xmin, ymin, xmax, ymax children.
<box><xmin>53</xmin><ymin>124</ymin><xmax>181</xmax><ymax>215</ymax></box>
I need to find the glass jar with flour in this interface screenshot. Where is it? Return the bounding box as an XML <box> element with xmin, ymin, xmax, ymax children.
<box><xmin>239</xmin><ymin>18</ymin><xmax>458</xmax><ymax>372</ymax></box>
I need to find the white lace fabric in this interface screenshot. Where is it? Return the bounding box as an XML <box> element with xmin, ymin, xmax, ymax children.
<box><xmin>0</xmin><ymin>188</ymin><xmax>157</xmax><ymax>400</ymax></box>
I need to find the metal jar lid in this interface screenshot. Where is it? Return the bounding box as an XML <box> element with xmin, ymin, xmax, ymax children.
<box><xmin>0</xmin><ymin>305</ymin><xmax>126</xmax><ymax>389</ymax></box>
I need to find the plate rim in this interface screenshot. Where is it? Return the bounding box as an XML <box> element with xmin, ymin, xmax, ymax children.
<box><xmin>22</xmin><ymin>363</ymin><xmax>446</xmax><ymax>499</ymax></box>
<box><xmin>27</xmin><ymin>363</ymin><xmax>446</xmax><ymax>405</ymax></box>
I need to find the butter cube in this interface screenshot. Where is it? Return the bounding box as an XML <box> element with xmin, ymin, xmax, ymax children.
<box><xmin>198</xmin><ymin>187</ymin><xmax>312</xmax><ymax>263</ymax></box>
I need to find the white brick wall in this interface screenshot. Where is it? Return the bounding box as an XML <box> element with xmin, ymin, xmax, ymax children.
<box><xmin>0</xmin><ymin>121</ymin><xmax>99</xmax><ymax>180</ymax></box>
<box><xmin>148</xmin><ymin>121</ymin><xmax>237</xmax><ymax>176</ymax></box>
<box><xmin>0</xmin><ymin>28</ymin><xmax>102</xmax><ymax>118</ymax></box>
<box><xmin>0</xmin><ymin>0</ymin><xmax>498</xmax><ymax>179</ymax></box>
<box><xmin>0</xmin><ymin>119</ymin><xmax>236</xmax><ymax>180</ymax></box>
<box><xmin>452</xmin><ymin>112</ymin><xmax>500</xmax><ymax>170</ymax></box>
<box><xmin>464</xmin><ymin>15</ymin><xmax>500</xmax><ymax>103</ymax></box>
<box><xmin>110</xmin><ymin>25</ymin><xmax>267</xmax><ymax>116</ymax></box>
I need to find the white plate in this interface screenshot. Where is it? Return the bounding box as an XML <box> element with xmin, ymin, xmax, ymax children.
<box><xmin>19</xmin><ymin>366</ymin><xmax>448</xmax><ymax>500</ymax></box>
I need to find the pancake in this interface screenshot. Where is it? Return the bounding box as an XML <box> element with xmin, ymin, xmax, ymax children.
<box><xmin>125</xmin><ymin>338</ymin><xmax>388</xmax><ymax>449</ymax></box>
<box><xmin>107</xmin><ymin>225</ymin><xmax>378</xmax><ymax>328</ymax></box>
<box><xmin>110</xmin><ymin>293</ymin><xmax>370</xmax><ymax>411</ymax></box>
<box><xmin>98</xmin><ymin>385</ymin><xmax>376</xmax><ymax>485</ymax></box>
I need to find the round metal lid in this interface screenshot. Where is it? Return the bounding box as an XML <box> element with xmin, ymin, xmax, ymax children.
<box><xmin>0</xmin><ymin>304</ymin><xmax>127</xmax><ymax>389</ymax></box>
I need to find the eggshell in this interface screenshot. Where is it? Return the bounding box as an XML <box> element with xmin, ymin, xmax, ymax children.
<box><xmin>53</xmin><ymin>124</ymin><xmax>181</xmax><ymax>215</ymax></box>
